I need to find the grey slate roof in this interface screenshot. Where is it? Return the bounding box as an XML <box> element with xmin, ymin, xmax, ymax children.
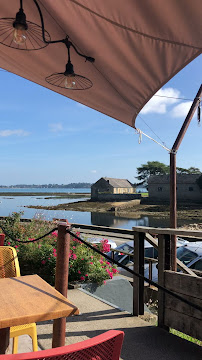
<box><xmin>103</xmin><ymin>177</ymin><xmax>134</xmax><ymax>188</ymax></box>
<box><xmin>148</xmin><ymin>174</ymin><xmax>201</xmax><ymax>184</ymax></box>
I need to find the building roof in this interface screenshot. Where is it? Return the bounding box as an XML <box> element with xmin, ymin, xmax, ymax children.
<box><xmin>103</xmin><ymin>177</ymin><xmax>134</xmax><ymax>188</ymax></box>
<box><xmin>0</xmin><ymin>1</ymin><xmax>201</xmax><ymax>128</ymax></box>
<box><xmin>148</xmin><ymin>174</ymin><xmax>201</xmax><ymax>184</ymax></box>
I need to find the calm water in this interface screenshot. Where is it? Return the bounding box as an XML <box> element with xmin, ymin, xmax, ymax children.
<box><xmin>0</xmin><ymin>188</ymin><xmax>90</xmax><ymax>193</ymax></box>
<box><xmin>0</xmin><ymin>188</ymin><xmax>189</xmax><ymax>229</ymax></box>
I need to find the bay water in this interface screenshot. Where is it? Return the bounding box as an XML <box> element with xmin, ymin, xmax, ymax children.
<box><xmin>0</xmin><ymin>187</ymin><xmax>182</xmax><ymax>229</ymax></box>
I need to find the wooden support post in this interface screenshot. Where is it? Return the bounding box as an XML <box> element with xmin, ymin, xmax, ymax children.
<box><xmin>158</xmin><ymin>234</ymin><xmax>171</xmax><ymax>330</ymax></box>
<box><xmin>133</xmin><ymin>231</ymin><xmax>145</xmax><ymax>316</ymax></box>
<box><xmin>0</xmin><ymin>328</ymin><xmax>10</xmax><ymax>354</ymax></box>
<box><xmin>0</xmin><ymin>234</ymin><xmax>5</xmax><ymax>246</ymax></box>
<box><xmin>52</xmin><ymin>222</ymin><xmax>71</xmax><ymax>348</ymax></box>
<box><xmin>169</xmin><ymin>85</ymin><xmax>202</xmax><ymax>270</ymax></box>
<box><xmin>170</xmin><ymin>152</ymin><xmax>177</xmax><ymax>271</ymax></box>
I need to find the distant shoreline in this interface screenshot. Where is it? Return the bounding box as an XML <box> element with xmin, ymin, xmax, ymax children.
<box><xmin>0</xmin><ymin>192</ymin><xmax>90</xmax><ymax>198</ymax></box>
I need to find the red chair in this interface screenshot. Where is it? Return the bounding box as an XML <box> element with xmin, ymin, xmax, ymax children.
<box><xmin>0</xmin><ymin>330</ymin><xmax>124</xmax><ymax>360</ymax></box>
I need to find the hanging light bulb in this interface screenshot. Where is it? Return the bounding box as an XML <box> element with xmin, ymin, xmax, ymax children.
<box><xmin>64</xmin><ymin>75</ymin><xmax>76</xmax><ymax>89</ymax></box>
<box><xmin>45</xmin><ymin>38</ymin><xmax>94</xmax><ymax>90</ymax></box>
<box><xmin>13</xmin><ymin>24</ymin><xmax>27</xmax><ymax>45</ymax></box>
<box><xmin>12</xmin><ymin>7</ymin><xmax>28</xmax><ymax>46</ymax></box>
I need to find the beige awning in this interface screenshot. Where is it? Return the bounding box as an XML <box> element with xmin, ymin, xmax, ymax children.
<box><xmin>0</xmin><ymin>0</ymin><xmax>201</xmax><ymax>128</ymax></box>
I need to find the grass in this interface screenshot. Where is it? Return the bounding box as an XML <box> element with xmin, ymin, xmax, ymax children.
<box><xmin>170</xmin><ymin>329</ymin><xmax>202</xmax><ymax>346</ymax></box>
<box><xmin>140</xmin><ymin>192</ymin><xmax>148</xmax><ymax>197</ymax></box>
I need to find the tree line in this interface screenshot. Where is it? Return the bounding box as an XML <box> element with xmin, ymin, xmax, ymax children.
<box><xmin>135</xmin><ymin>161</ymin><xmax>201</xmax><ymax>186</ymax></box>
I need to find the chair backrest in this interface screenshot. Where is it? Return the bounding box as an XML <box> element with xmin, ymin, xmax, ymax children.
<box><xmin>0</xmin><ymin>246</ymin><xmax>20</xmax><ymax>278</ymax></box>
<box><xmin>0</xmin><ymin>330</ymin><xmax>124</xmax><ymax>360</ymax></box>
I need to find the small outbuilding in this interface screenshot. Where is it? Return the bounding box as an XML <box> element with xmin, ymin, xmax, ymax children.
<box><xmin>148</xmin><ymin>174</ymin><xmax>202</xmax><ymax>202</ymax></box>
<box><xmin>91</xmin><ymin>177</ymin><xmax>137</xmax><ymax>201</ymax></box>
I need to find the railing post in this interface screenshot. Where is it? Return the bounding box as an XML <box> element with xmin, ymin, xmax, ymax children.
<box><xmin>52</xmin><ymin>222</ymin><xmax>71</xmax><ymax>348</ymax></box>
<box><xmin>0</xmin><ymin>234</ymin><xmax>5</xmax><ymax>246</ymax></box>
<box><xmin>149</xmin><ymin>260</ymin><xmax>152</xmax><ymax>284</ymax></box>
<box><xmin>133</xmin><ymin>231</ymin><xmax>145</xmax><ymax>316</ymax></box>
<box><xmin>158</xmin><ymin>234</ymin><xmax>171</xmax><ymax>330</ymax></box>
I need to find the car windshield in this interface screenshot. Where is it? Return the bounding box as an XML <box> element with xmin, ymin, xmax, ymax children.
<box><xmin>116</xmin><ymin>243</ymin><xmax>133</xmax><ymax>253</ymax></box>
<box><xmin>177</xmin><ymin>246</ymin><xmax>198</xmax><ymax>265</ymax></box>
<box><xmin>111</xmin><ymin>243</ymin><xmax>133</xmax><ymax>263</ymax></box>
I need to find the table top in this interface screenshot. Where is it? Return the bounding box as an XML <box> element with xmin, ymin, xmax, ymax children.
<box><xmin>0</xmin><ymin>274</ymin><xmax>79</xmax><ymax>329</ymax></box>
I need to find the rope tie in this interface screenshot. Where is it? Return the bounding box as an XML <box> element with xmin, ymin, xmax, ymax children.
<box><xmin>135</xmin><ymin>128</ymin><xmax>171</xmax><ymax>152</ymax></box>
<box><xmin>0</xmin><ymin>224</ymin><xmax>58</xmax><ymax>243</ymax></box>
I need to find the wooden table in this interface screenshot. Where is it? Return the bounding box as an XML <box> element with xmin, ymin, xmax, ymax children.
<box><xmin>0</xmin><ymin>274</ymin><xmax>79</xmax><ymax>354</ymax></box>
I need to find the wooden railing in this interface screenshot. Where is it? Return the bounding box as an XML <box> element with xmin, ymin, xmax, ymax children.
<box><xmin>54</xmin><ymin>223</ymin><xmax>202</xmax><ymax>342</ymax></box>
<box><xmin>132</xmin><ymin>226</ymin><xmax>202</xmax><ymax>341</ymax></box>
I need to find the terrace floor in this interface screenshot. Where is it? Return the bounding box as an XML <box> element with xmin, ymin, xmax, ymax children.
<box><xmin>8</xmin><ymin>289</ymin><xmax>202</xmax><ymax>359</ymax></box>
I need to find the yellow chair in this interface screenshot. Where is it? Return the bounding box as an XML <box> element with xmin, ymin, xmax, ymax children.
<box><xmin>0</xmin><ymin>246</ymin><xmax>38</xmax><ymax>353</ymax></box>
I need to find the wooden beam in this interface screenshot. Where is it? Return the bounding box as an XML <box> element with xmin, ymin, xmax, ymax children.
<box><xmin>133</xmin><ymin>226</ymin><xmax>202</xmax><ymax>238</ymax></box>
<box><xmin>158</xmin><ymin>234</ymin><xmax>170</xmax><ymax>330</ymax></box>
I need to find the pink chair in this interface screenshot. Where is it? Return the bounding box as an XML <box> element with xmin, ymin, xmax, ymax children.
<box><xmin>0</xmin><ymin>330</ymin><xmax>124</xmax><ymax>360</ymax></box>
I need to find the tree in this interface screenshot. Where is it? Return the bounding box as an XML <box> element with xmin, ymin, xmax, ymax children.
<box><xmin>176</xmin><ymin>167</ymin><xmax>201</xmax><ymax>174</ymax></box>
<box><xmin>135</xmin><ymin>161</ymin><xmax>169</xmax><ymax>186</ymax></box>
<box><xmin>135</xmin><ymin>161</ymin><xmax>201</xmax><ymax>187</ymax></box>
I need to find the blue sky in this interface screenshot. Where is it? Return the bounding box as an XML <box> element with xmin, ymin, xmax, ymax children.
<box><xmin>0</xmin><ymin>55</ymin><xmax>201</xmax><ymax>185</ymax></box>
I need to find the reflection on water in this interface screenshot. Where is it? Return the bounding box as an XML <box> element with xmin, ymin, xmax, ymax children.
<box><xmin>0</xmin><ymin>191</ymin><xmax>193</xmax><ymax>230</ymax></box>
<box><xmin>91</xmin><ymin>212</ymin><xmax>149</xmax><ymax>228</ymax></box>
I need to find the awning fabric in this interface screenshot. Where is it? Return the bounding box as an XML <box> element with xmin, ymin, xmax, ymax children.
<box><xmin>0</xmin><ymin>0</ymin><xmax>201</xmax><ymax>128</ymax></box>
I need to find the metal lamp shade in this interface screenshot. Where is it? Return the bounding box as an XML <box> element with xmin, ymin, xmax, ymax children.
<box><xmin>45</xmin><ymin>72</ymin><xmax>93</xmax><ymax>90</ymax></box>
<box><xmin>0</xmin><ymin>18</ymin><xmax>50</xmax><ymax>50</ymax></box>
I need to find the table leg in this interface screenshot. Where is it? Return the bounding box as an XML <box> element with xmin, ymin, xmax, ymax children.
<box><xmin>0</xmin><ymin>328</ymin><xmax>10</xmax><ymax>354</ymax></box>
<box><xmin>52</xmin><ymin>317</ymin><xmax>66</xmax><ymax>348</ymax></box>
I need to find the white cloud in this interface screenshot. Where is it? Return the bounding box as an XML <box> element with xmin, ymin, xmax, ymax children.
<box><xmin>0</xmin><ymin>129</ymin><xmax>30</xmax><ymax>137</ymax></box>
<box><xmin>141</xmin><ymin>87</ymin><xmax>181</xmax><ymax>115</ymax></box>
<box><xmin>49</xmin><ymin>123</ymin><xmax>63</xmax><ymax>132</ymax></box>
<box><xmin>91</xmin><ymin>170</ymin><xmax>97</xmax><ymax>173</ymax></box>
<box><xmin>171</xmin><ymin>101</ymin><xmax>192</xmax><ymax>118</ymax></box>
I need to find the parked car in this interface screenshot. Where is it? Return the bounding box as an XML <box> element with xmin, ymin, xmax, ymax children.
<box><xmin>106</xmin><ymin>240</ymin><xmax>158</xmax><ymax>267</ymax></box>
<box><xmin>107</xmin><ymin>238</ymin><xmax>189</xmax><ymax>280</ymax></box>
<box><xmin>144</xmin><ymin>241</ymin><xmax>202</xmax><ymax>282</ymax></box>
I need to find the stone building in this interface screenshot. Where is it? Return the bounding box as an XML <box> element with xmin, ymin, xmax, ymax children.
<box><xmin>148</xmin><ymin>174</ymin><xmax>202</xmax><ymax>202</ymax></box>
<box><xmin>91</xmin><ymin>177</ymin><xmax>138</xmax><ymax>201</ymax></box>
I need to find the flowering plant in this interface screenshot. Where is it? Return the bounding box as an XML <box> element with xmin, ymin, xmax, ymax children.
<box><xmin>0</xmin><ymin>212</ymin><xmax>118</xmax><ymax>285</ymax></box>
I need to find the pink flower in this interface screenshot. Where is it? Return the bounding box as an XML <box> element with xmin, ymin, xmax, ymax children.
<box><xmin>80</xmin><ymin>276</ymin><xmax>85</xmax><ymax>281</ymax></box>
<box><xmin>53</xmin><ymin>253</ymin><xmax>57</xmax><ymax>257</ymax></box>
<box><xmin>73</xmin><ymin>246</ymin><xmax>76</xmax><ymax>249</ymax></box>
<box><xmin>48</xmin><ymin>257</ymin><xmax>51</xmax><ymax>260</ymax></box>
<box><xmin>53</xmin><ymin>248</ymin><xmax>56</xmax><ymax>253</ymax></box>
<box><xmin>72</xmin><ymin>254</ymin><xmax>77</xmax><ymax>260</ymax></box>
<box><xmin>90</xmin><ymin>262</ymin><xmax>93</xmax><ymax>264</ymax></box>
<box><xmin>14</xmin><ymin>245</ymin><xmax>18</xmax><ymax>248</ymax></box>
<box><xmin>112</xmin><ymin>268</ymin><xmax>118</xmax><ymax>274</ymax></box>
<box><xmin>7</xmin><ymin>242</ymin><xmax>11</xmax><ymax>245</ymax></box>
<box><xmin>78</xmin><ymin>270</ymin><xmax>81</xmax><ymax>274</ymax></box>
<box><xmin>106</xmin><ymin>268</ymin><xmax>113</xmax><ymax>279</ymax></box>
<box><xmin>28</xmin><ymin>238</ymin><xmax>35</xmax><ymax>241</ymax></box>
<box><xmin>52</xmin><ymin>231</ymin><xmax>58</xmax><ymax>237</ymax></box>
<box><xmin>103</xmin><ymin>280</ymin><xmax>106</xmax><ymax>285</ymax></box>
<box><xmin>106</xmin><ymin>261</ymin><xmax>110</xmax><ymax>265</ymax></box>
<box><xmin>41</xmin><ymin>260</ymin><xmax>46</xmax><ymax>265</ymax></box>
<box><xmin>100</xmin><ymin>260</ymin><xmax>104</xmax><ymax>264</ymax></box>
<box><xmin>81</xmin><ymin>258</ymin><xmax>84</xmax><ymax>260</ymax></box>
<box><xmin>91</xmin><ymin>256</ymin><xmax>93</xmax><ymax>259</ymax></box>
<box><xmin>85</xmin><ymin>274</ymin><xmax>88</xmax><ymax>277</ymax></box>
